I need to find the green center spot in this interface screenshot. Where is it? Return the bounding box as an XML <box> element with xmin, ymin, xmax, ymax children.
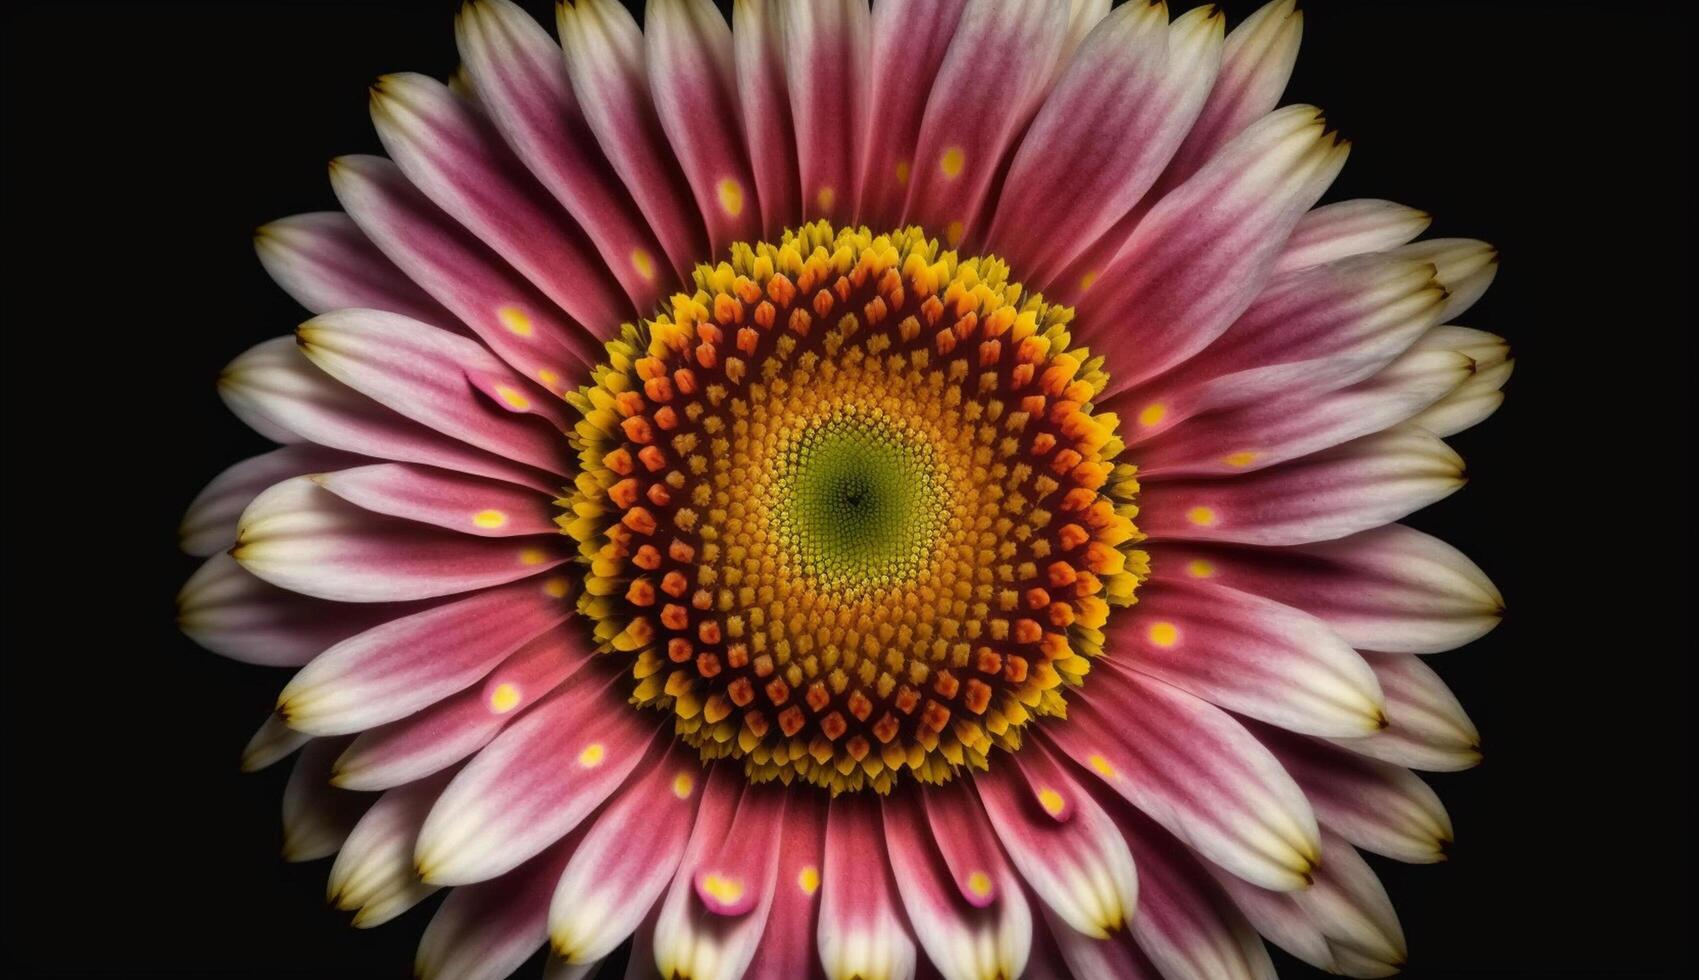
<box><xmin>771</xmin><ymin>407</ymin><xmax>946</xmax><ymax>596</ymax></box>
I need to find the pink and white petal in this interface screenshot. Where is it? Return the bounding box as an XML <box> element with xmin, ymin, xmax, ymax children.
<box><xmin>178</xmin><ymin>553</ymin><xmax>432</xmax><ymax>667</ymax></box>
<box><xmin>989</xmin><ymin>1</ymin><xmax>1199</xmax><ymax>284</ymax></box>
<box><xmin>1294</xmin><ymin>832</ymin><xmax>1407</xmax><ymax>975</ymax></box>
<box><xmin>241</xmin><ymin>712</ymin><xmax>311</xmax><ymax>773</ymax></box>
<box><xmin>316</xmin><ymin>463</ymin><xmax>558</xmax><ymax>538</ymax></box>
<box><xmin>181</xmin><ymin>445</ymin><xmax>362</xmax><ymax>556</ymax></box>
<box><xmin>883</xmin><ymin>782</ymin><xmax>1031</xmax><ymax>980</ymax></box>
<box><xmin>731</xmin><ymin>0</ymin><xmax>800</xmax><ymax>237</ymax></box>
<box><xmin>1392</xmin><ymin>238</ymin><xmax>1499</xmax><ymax>323</ymax></box>
<box><xmin>856</xmin><ymin>0</ymin><xmax>970</xmax><ymax>231</ymax></box>
<box><xmin>276</xmin><ymin>576</ymin><xmax>570</xmax><ymax>736</ymax></box>
<box><xmin>550</xmin><ymin>744</ymin><xmax>705</xmax><ymax>965</ymax></box>
<box><xmin>1075</xmin><ymin>105</ymin><xmax>1348</xmax><ymax>392</ymax></box>
<box><xmin>281</xmin><ymin>738</ymin><xmax>367</xmax><ymax>862</ymax></box>
<box><xmin>255</xmin><ymin>212</ymin><xmax>458</xmax><ymax>326</ymax></box>
<box><xmin>1329</xmin><ymin>651</ymin><xmax>1481</xmax><ymax>772</ymax></box>
<box><xmin>369</xmin><ymin>72</ymin><xmax>630</xmax><ymax>333</ymax></box>
<box><xmin>416</xmin><ymin>671</ymin><xmax>662</xmax><ymax>885</ymax></box>
<box><xmin>327</xmin><ymin>769</ymin><xmax>455</xmax><ymax>927</ymax></box>
<box><xmin>1133</xmin><ymin>347</ymin><xmax>1473</xmax><ymax>478</ymax></box>
<box><xmin>1137</xmin><ymin>426</ymin><xmax>1465</xmax><ymax>547</ymax></box>
<box><xmin>1207</xmin><ymin>867</ymin><xmax>1336</xmax><ymax>974</ymax></box>
<box><xmin>1253</xmin><ymin>724</ymin><xmax>1453</xmax><ymax>864</ymax></box>
<box><xmin>652</xmin><ymin>778</ymin><xmax>786</xmax><ymax>980</ymax></box>
<box><xmin>1148</xmin><ymin>525</ymin><xmax>1502</xmax><ymax>654</ymax></box>
<box><xmin>646</xmin><ymin>0</ymin><xmax>762</xmax><ymax>251</ymax></box>
<box><xmin>1158</xmin><ymin>0</ymin><xmax>1303</xmax><ymax>191</ymax></box>
<box><xmin>1105</xmin><ymin>577</ymin><xmax>1385</xmax><ymax>737</ymax></box>
<box><xmin>1046</xmin><ymin>904</ymin><xmax>1162</xmax><ymax>979</ymax></box>
<box><xmin>819</xmin><ymin>793</ymin><xmax>917</xmax><ymax>980</ymax></box>
<box><xmin>556</xmin><ymin>0</ymin><xmax>707</xmax><ymax>277</ymax></box>
<box><xmin>218</xmin><ymin>336</ymin><xmax>554</xmax><ymax>492</ymax></box>
<box><xmin>1057</xmin><ymin>0</ymin><xmax>1112</xmax><ymax>68</ymax></box>
<box><xmin>415</xmin><ymin>838</ymin><xmax>578</xmax><ymax>980</ymax></box>
<box><xmin>1274</xmin><ymin>199</ymin><xmax>1432</xmax><ymax>274</ymax></box>
<box><xmin>972</xmin><ymin>743</ymin><xmax>1134</xmax><ymax>939</ymax></box>
<box><xmin>742</xmin><ymin>790</ymin><xmax>827</xmax><ymax>980</ymax></box>
<box><xmin>296</xmin><ymin>308</ymin><xmax>570</xmax><ymax>475</ymax></box>
<box><xmin>330</xmin><ymin>154</ymin><xmax>601</xmax><ymax>384</ymax></box>
<box><xmin>1050</xmin><ymin>673</ymin><xmax>1320</xmax><ymax>891</ymax></box>
<box><xmin>332</xmin><ymin>630</ymin><xmax>588</xmax><ymax>790</ymax></box>
<box><xmin>779</xmin><ymin>0</ymin><xmax>870</xmax><ymax>220</ymax></box>
<box><xmin>1407</xmin><ymin>326</ymin><xmax>1513</xmax><ymax>436</ymax></box>
<box><xmin>456</xmin><ymin>0</ymin><xmax>670</xmax><ymax>311</ymax></box>
<box><xmin>901</xmin><ymin>0</ymin><xmax>1070</xmax><ymax>247</ymax></box>
<box><xmin>234</xmin><ymin>477</ymin><xmax>569</xmax><ymax>603</ymax></box>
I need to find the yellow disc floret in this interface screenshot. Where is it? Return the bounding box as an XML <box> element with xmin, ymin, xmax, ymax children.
<box><xmin>562</xmin><ymin>223</ymin><xmax>1147</xmax><ymax>792</ymax></box>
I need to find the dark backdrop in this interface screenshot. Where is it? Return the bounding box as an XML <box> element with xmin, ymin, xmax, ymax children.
<box><xmin>2</xmin><ymin>1</ymin><xmax>1691</xmax><ymax>977</ymax></box>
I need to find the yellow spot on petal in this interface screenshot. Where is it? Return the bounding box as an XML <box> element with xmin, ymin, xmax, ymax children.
<box><xmin>701</xmin><ymin>873</ymin><xmax>743</xmax><ymax>904</ymax></box>
<box><xmin>966</xmin><ymin>871</ymin><xmax>993</xmax><ymax>898</ymax></box>
<box><xmin>945</xmin><ymin>221</ymin><xmax>964</xmax><ymax>248</ymax></box>
<box><xmin>542</xmin><ymin>576</ymin><xmax>570</xmax><ymax>599</ymax></box>
<box><xmin>519</xmin><ymin>547</ymin><xmax>549</xmax><ymax>566</ymax></box>
<box><xmin>495</xmin><ymin>385</ymin><xmax>532</xmax><ymax>411</ymax></box>
<box><xmin>672</xmin><ymin>772</ymin><xmax>695</xmax><ymax>799</ymax></box>
<box><xmin>472</xmin><ymin>509</ymin><xmax>507</xmax><ymax>529</ymax></box>
<box><xmin>632</xmin><ymin>247</ymin><xmax>656</xmax><ymax>281</ymax></box>
<box><xmin>1222</xmin><ymin>451</ymin><xmax>1258</xmax><ymax>467</ymax></box>
<box><xmin>497</xmin><ymin>305</ymin><xmax>533</xmax><ymax>337</ymax></box>
<box><xmin>1186</xmin><ymin>559</ymin><xmax>1216</xmax><ymax>579</ymax></box>
<box><xmin>798</xmin><ymin>864</ymin><xmax>821</xmax><ymax>895</ymax></box>
<box><xmin>1148</xmin><ymin>621</ymin><xmax>1178</xmax><ymax>647</ymax></box>
<box><xmin>1079</xmin><ymin>270</ymin><xmax>1100</xmax><ymax>292</ymax></box>
<box><xmin>537</xmin><ymin>368</ymin><xmax>561</xmax><ymax>387</ymax></box>
<box><xmin>717</xmin><ymin>178</ymin><xmax>744</xmax><ymax>217</ymax></box>
<box><xmin>1137</xmin><ymin>403</ymin><xmax>1166</xmax><ymax>427</ymax></box>
<box><xmin>1186</xmin><ymin>506</ymin><xmax>1217</xmax><ymax>527</ymax></box>
<box><xmin>815</xmin><ymin>186</ymin><xmax>836</xmax><ymax>213</ymax></box>
<box><xmin>489</xmin><ymin>682</ymin><xmax>521</xmax><ymax>713</ymax></box>
<box><xmin>578</xmin><ymin>743</ymin><xmax>605</xmax><ymax>767</ymax></box>
<box><xmin>940</xmin><ymin>146</ymin><xmax>965</xmax><ymax>178</ymax></box>
<box><xmin>894</xmin><ymin>159</ymin><xmax>911</xmax><ymax>186</ymax></box>
<box><xmin>1038</xmin><ymin>787</ymin><xmax>1066</xmax><ymax>817</ymax></box>
<box><xmin>1088</xmin><ymin>753</ymin><xmax>1118</xmax><ymax>779</ymax></box>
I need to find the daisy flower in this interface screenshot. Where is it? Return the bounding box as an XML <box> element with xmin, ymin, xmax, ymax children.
<box><xmin>177</xmin><ymin>1</ymin><xmax>1508</xmax><ymax>977</ymax></box>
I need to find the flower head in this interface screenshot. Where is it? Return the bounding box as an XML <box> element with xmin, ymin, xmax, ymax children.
<box><xmin>180</xmin><ymin>1</ymin><xmax>1507</xmax><ymax>978</ymax></box>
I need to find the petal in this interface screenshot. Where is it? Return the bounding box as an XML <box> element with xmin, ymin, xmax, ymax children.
<box><xmin>181</xmin><ymin>445</ymin><xmax>361</xmax><ymax>556</ymax></box>
<box><xmin>1206</xmin><ymin>867</ymin><xmax>1334</xmax><ymax>974</ymax></box>
<box><xmin>818</xmin><ymin>793</ymin><xmax>917</xmax><ymax>980</ymax></box>
<box><xmin>1393</xmin><ymin>238</ymin><xmax>1499</xmax><ymax>323</ymax></box>
<box><xmin>856</xmin><ymin>0</ymin><xmax>970</xmax><ymax>231</ymax></box>
<box><xmin>550</xmin><ymin>743</ymin><xmax>706</xmax><ymax>965</ymax></box>
<box><xmin>416</xmin><ymin>670</ymin><xmax>662</xmax><ymax>885</ymax></box>
<box><xmin>972</xmin><ymin>743</ymin><xmax>1136</xmax><ymax>939</ymax></box>
<box><xmin>742</xmin><ymin>790</ymin><xmax>827</xmax><ymax>980</ymax></box>
<box><xmin>330</xmin><ymin>154</ymin><xmax>603</xmax><ymax>383</ymax></box>
<box><xmin>1104</xmin><ymin>576</ymin><xmax>1386</xmax><ymax>737</ymax></box>
<box><xmin>556</xmin><ymin>0</ymin><xmax>707</xmax><ymax>277</ymax></box>
<box><xmin>1274</xmin><ymin>199</ymin><xmax>1432</xmax><ymax>274</ymax></box>
<box><xmin>1045</xmin><ymin>905</ymin><xmax>1163</xmax><ymax>980</ymax></box>
<box><xmin>1147</xmin><ymin>524</ymin><xmax>1503</xmax><ymax>654</ymax></box>
<box><xmin>218</xmin><ymin>336</ymin><xmax>553</xmax><ymax>492</ymax></box>
<box><xmin>177</xmin><ymin>552</ymin><xmax>429</xmax><ymax>667</ymax></box>
<box><xmin>333</xmin><ymin>630</ymin><xmax>588</xmax><ymax>790</ymax></box>
<box><xmin>1327</xmin><ymin>651</ymin><xmax>1481</xmax><ymax>772</ymax></box>
<box><xmin>368</xmin><ymin>72</ymin><xmax>630</xmax><ymax>334</ymax></box>
<box><xmin>779</xmin><ymin>0</ymin><xmax>870</xmax><ymax>220</ymax></box>
<box><xmin>1074</xmin><ymin>105</ymin><xmax>1348</xmax><ymax>392</ymax></box>
<box><xmin>901</xmin><ymin>0</ymin><xmax>1070</xmax><ymax>247</ymax></box>
<box><xmin>415</xmin><ymin>838</ymin><xmax>577</xmax><ymax>980</ymax></box>
<box><xmin>731</xmin><ymin>0</ymin><xmax>801</xmax><ymax>237</ymax></box>
<box><xmin>234</xmin><ymin>476</ymin><xmax>570</xmax><ymax>603</ymax></box>
<box><xmin>281</xmin><ymin>737</ymin><xmax>367</xmax><ymax>862</ymax></box>
<box><xmin>254</xmin><ymin>211</ymin><xmax>457</xmax><ymax>326</ymax></box>
<box><xmin>1050</xmin><ymin>672</ymin><xmax>1320</xmax><ymax>891</ymax></box>
<box><xmin>456</xmin><ymin>0</ymin><xmax>671</xmax><ymax>311</ymax></box>
<box><xmin>241</xmin><ymin>712</ymin><xmax>311</xmax><ymax>773</ymax></box>
<box><xmin>1406</xmin><ymin>325</ymin><xmax>1513</xmax><ymax>436</ymax></box>
<box><xmin>1252</xmin><ymin>723</ymin><xmax>1453</xmax><ymax>864</ymax></box>
<box><xmin>316</xmin><ymin>462</ymin><xmax>559</xmax><ymax>538</ymax></box>
<box><xmin>296</xmin><ymin>308</ymin><xmax>571</xmax><ymax>475</ymax></box>
<box><xmin>1137</xmin><ymin>426</ymin><xmax>1465</xmax><ymax>547</ymax></box>
<box><xmin>1293</xmin><ymin>832</ymin><xmax>1407</xmax><ymax>975</ymax></box>
<box><xmin>646</xmin><ymin>0</ymin><xmax>763</xmax><ymax>251</ymax></box>
<box><xmin>326</xmin><ymin>769</ymin><xmax>454</xmax><ymax>928</ymax></box>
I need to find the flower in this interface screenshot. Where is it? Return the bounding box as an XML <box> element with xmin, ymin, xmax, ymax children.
<box><xmin>177</xmin><ymin>0</ymin><xmax>1509</xmax><ymax>977</ymax></box>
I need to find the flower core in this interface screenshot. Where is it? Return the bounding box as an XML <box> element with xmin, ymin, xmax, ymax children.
<box><xmin>563</xmin><ymin>223</ymin><xmax>1148</xmax><ymax>792</ymax></box>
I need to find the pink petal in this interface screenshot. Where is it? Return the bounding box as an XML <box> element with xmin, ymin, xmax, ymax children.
<box><xmin>1274</xmin><ymin>199</ymin><xmax>1432</xmax><ymax>274</ymax></box>
<box><xmin>742</xmin><ymin>790</ymin><xmax>827</xmax><ymax>980</ymax></box>
<box><xmin>1292</xmin><ymin>831</ymin><xmax>1407</xmax><ymax>974</ymax></box>
<box><xmin>1207</xmin><ymin>864</ymin><xmax>1334</xmax><ymax>974</ymax></box>
<box><xmin>316</xmin><ymin>462</ymin><xmax>559</xmax><ymax>538</ymax></box>
<box><xmin>856</xmin><ymin>0</ymin><xmax>970</xmax><ymax>231</ymax></box>
<box><xmin>455</xmin><ymin>0</ymin><xmax>671</xmax><ymax>311</ymax></box>
<box><xmin>281</xmin><ymin>737</ymin><xmax>368</xmax><ymax>862</ymax></box>
<box><xmin>234</xmin><ymin>476</ymin><xmax>570</xmax><ymax>603</ymax></box>
<box><xmin>1394</xmin><ymin>238</ymin><xmax>1499</xmax><ymax>323</ymax></box>
<box><xmin>254</xmin><ymin>211</ymin><xmax>458</xmax><ymax>326</ymax></box>
<box><xmin>730</xmin><ymin>0</ymin><xmax>801</xmax><ymax>237</ymax></box>
<box><xmin>819</xmin><ymin>793</ymin><xmax>917</xmax><ymax>980</ymax></box>
<box><xmin>1407</xmin><ymin>325</ymin><xmax>1513</xmax><ymax>437</ymax></box>
<box><xmin>1045</xmin><ymin>903</ymin><xmax>1164</xmax><ymax>979</ymax></box>
<box><xmin>779</xmin><ymin>0</ymin><xmax>870</xmax><ymax>221</ymax></box>
<box><xmin>326</xmin><ymin>768</ymin><xmax>455</xmax><ymax>927</ymax></box>
<box><xmin>415</xmin><ymin>837</ymin><xmax>578</xmax><ymax>980</ymax></box>
<box><xmin>1326</xmin><ymin>651</ymin><xmax>1481</xmax><ymax>772</ymax></box>
<box><xmin>181</xmin><ymin>444</ymin><xmax>360</xmax><ymax>556</ymax></box>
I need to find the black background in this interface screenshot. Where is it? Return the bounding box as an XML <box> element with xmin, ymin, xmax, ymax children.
<box><xmin>1</xmin><ymin>1</ymin><xmax>1691</xmax><ymax>977</ymax></box>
